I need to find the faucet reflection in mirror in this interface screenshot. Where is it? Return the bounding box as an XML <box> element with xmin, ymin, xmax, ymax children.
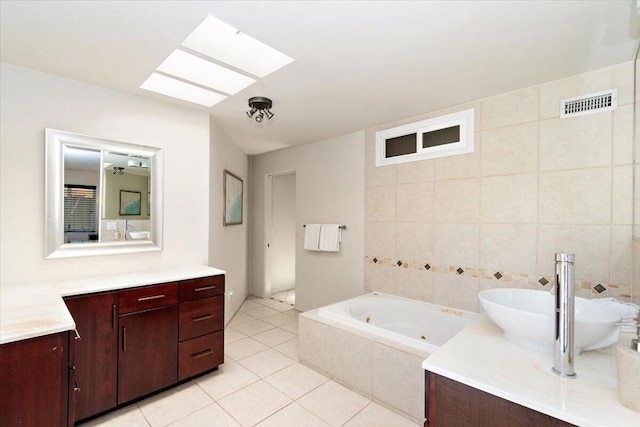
<box><xmin>45</xmin><ymin>129</ymin><xmax>163</xmax><ymax>258</ymax></box>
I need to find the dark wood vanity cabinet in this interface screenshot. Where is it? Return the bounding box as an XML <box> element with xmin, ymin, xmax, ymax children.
<box><xmin>424</xmin><ymin>371</ymin><xmax>574</xmax><ymax>427</ymax></box>
<box><xmin>0</xmin><ymin>332</ymin><xmax>70</xmax><ymax>426</ymax></box>
<box><xmin>64</xmin><ymin>292</ymin><xmax>119</xmax><ymax>421</ymax></box>
<box><xmin>177</xmin><ymin>276</ymin><xmax>225</xmax><ymax>381</ymax></box>
<box><xmin>58</xmin><ymin>274</ymin><xmax>224</xmax><ymax>425</ymax></box>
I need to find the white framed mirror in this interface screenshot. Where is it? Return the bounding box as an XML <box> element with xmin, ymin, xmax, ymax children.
<box><xmin>45</xmin><ymin>128</ymin><xmax>163</xmax><ymax>258</ymax></box>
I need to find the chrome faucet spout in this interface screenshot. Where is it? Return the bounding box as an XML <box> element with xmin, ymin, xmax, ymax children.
<box><xmin>552</xmin><ymin>253</ymin><xmax>577</xmax><ymax>378</ymax></box>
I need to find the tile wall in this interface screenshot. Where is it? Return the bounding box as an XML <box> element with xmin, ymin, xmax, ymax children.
<box><xmin>365</xmin><ymin>62</ymin><xmax>635</xmax><ymax>311</ymax></box>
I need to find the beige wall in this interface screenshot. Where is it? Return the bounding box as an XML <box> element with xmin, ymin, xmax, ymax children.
<box><xmin>632</xmin><ymin>53</ymin><xmax>639</xmax><ymax>306</ymax></box>
<box><xmin>365</xmin><ymin>62</ymin><xmax>635</xmax><ymax>312</ymax></box>
<box><xmin>250</xmin><ymin>132</ymin><xmax>365</xmax><ymax>312</ymax></box>
<box><xmin>270</xmin><ymin>173</ymin><xmax>296</xmax><ymax>294</ymax></box>
<box><xmin>0</xmin><ymin>64</ymin><xmax>210</xmax><ymax>285</ymax></box>
<box><xmin>209</xmin><ymin>117</ymin><xmax>250</xmax><ymax>324</ymax></box>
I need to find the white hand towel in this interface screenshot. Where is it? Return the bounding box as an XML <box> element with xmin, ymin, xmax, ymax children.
<box><xmin>304</xmin><ymin>224</ymin><xmax>321</xmax><ymax>251</ymax></box>
<box><xmin>319</xmin><ymin>224</ymin><xmax>341</xmax><ymax>252</ymax></box>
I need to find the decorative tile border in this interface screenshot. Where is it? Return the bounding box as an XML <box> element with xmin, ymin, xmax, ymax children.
<box><xmin>365</xmin><ymin>256</ymin><xmax>632</xmax><ymax>299</ymax></box>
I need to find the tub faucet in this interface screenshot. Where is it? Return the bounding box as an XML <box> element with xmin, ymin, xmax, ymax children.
<box><xmin>552</xmin><ymin>253</ymin><xmax>577</xmax><ymax>378</ymax></box>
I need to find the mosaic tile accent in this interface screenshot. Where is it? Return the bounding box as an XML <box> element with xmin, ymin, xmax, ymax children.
<box><xmin>593</xmin><ymin>284</ymin><xmax>606</xmax><ymax>293</ymax></box>
<box><xmin>364</xmin><ymin>256</ymin><xmax>631</xmax><ymax>301</ymax></box>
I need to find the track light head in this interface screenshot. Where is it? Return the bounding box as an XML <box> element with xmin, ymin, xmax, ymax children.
<box><xmin>246</xmin><ymin>97</ymin><xmax>274</xmax><ymax>123</ymax></box>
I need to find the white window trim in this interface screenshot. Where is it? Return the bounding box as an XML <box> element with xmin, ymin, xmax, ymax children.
<box><xmin>375</xmin><ymin>108</ymin><xmax>474</xmax><ymax>167</ymax></box>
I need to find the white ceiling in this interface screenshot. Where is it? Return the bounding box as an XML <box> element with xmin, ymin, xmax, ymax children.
<box><xmin>1</xmin><ymin>1</ymin><xmax>638</xmax><ymax>155</ymax></box>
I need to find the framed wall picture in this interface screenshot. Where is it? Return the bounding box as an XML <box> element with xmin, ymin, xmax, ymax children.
<box><xmin>224</xmin><ymin>170</ymin><xmax>243</xmax><ymax>226</ymax></box>
<box><xmin>119</xmin><ymin>190</ymin><xmax>141</xmax><ymax>216</ymax></box>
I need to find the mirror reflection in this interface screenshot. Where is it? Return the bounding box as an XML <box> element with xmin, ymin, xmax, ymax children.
<box><xmin>46</xmin><ymin>128</ymin><xmax>162</xmax><ymax>258</ymax></box>
<box><xmin>62</xmin><ymin>148</ymin><xmax>152</xmax><ymax>244</ymax></box>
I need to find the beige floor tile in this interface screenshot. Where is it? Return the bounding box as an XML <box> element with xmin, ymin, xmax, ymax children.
<box><xmin>262</xmin><ymin>312</ymin><xmax>296</xmax><ymax>327</ymax></box>
<box><xmin>239</xmin><ymin>300</ymin><xmax>262</xmax><ymax>312</ymax></box>
<box><xmin>168</xmin><ymin>402</ymin><xmax>240</xmax><ymax>427</ymax></box>
<box><xmin>264</xmin><ymin>363</ymin><xmax>329</xmax><ymax>399</ymax></box>
<box><xmin>224</xmin><ymin>337</ymin><xmax>269</xmax><ymax>361</ymax></box>
<box><xmin>280</xmin><ymin>319</ymin><xmax>298</xmax><ymax>335</ymax></box>
<box><xmin>137</xmin><ymin>382</ymin><xmax>213</xmax><ymax>427</ymax></box>
<box><xmin>196</xmin><ymin>361</ymin><xmax>260</xmax><ymax>401</ymax></box>
<box><xmin>283</xmin><ymin>309</ymin><xmax>300</xmax><ymax>318</ymax></box>
<box><xmin>343</xmin><ymin>402</ymin><xmax>420</xmax><ymax>427</ymax></box>
<box><xmin>252</xmin><ymin>327</ymin><xmax>297</xmax><ymax>347</ymax></box>
<box><xmin>228</xmin><ymin>312</ymin><xmax>254</xmax><ymax>327</ymax></box>
<box><xmin>238</xmin><ymin>348</ymin><xmax>296</xmax><ymax>378</ymax></box>
<box><xmin>80</xmin><ymin>405</ymin><xmax>149</xmax><ymax>426</ymax></box>
<box><xmin>273</xmin><ymin>338</ymin><xmax>299</xmax><ymax>360</ymax></box>
<box><xmin>224</xmin><ymin>327</ymin><xmax>247</xmax><ymax>345</ymax></box>
<box><xmin>232</xmin><ymin>319</ymin><xmax>275</xmax><ymax>336</ymax></box>
<box><xmin>257</xmin><ymin>298</ymin><xmax>294</xmax><ymax>312</ymax></box>
<box><xmin>217</xmin><ymin>381</ymin><xmax>292</xmax><ymax>427</ymax></box>
<box><xmin>255</xmin><ymin>403</ymin><xmax>330</xmax><ymax>427</ymax></box>
<box><xmin>245</xmin><ymin>306</ymin><xmax>280</xmax><ymax>319</ymax></box>
<box><xmin>297</xmin><ymin>380</ymin><xmax>370</xmax><ymax>427</ymax></box>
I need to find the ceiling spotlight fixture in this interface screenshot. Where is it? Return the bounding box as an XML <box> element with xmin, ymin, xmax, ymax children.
<box><xmin>246</xmin><ymin>97</ymin><xmax>274</xmax><ymax>123</ymax></box>
<box><xmin>113</xmin><ymin>167</ymin><xmax>125</xmax><ymax>175</ymax></box>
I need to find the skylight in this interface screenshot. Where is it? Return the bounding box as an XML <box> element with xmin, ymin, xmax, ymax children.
<box><xmin>140</xmin><ymin>73</ymin><xmax>227</xmax><ymax>107</ymax></box>
<box><xmin>140</xmin><ymin>15</ymin><xmax>293</xmax><ymax>107</ymax></box>
<box><xmin>157</xmin><ymin>50</ymin><xmax>256</xmax><ymax>95</ymax></box>
<box><xmin>181</xmin><ymin>15</ymin><xmax>294</xmax><ymax>78</ymax></box>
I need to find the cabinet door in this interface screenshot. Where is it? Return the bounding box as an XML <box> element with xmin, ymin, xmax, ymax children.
<box><xmin>65</xmin><ymin>292</ymin><xmax>118</xmax><ymax>421</ymax></box>
<box><xmin>0</xmin><ymin>332</ymin><xmax>69</xmax><ymax>427</ymax></box>
<box><xmin>118</xmin><ymin>305</ymin><xmax>178</xmax><ymax>404</ymax></box>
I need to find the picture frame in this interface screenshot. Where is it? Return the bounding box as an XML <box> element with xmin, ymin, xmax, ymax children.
<box><xmin>224</xmin><ymin>170</ymin><xmax>243</xmax><ymax>226</ymax></box>
<box><xmin>119</xmin><ymin>190</ymin><xmax>141</xmax><ymax>216</ymax></box>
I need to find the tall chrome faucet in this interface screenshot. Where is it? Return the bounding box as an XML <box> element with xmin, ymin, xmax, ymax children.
<box><xmin>552</xmin><ymin>253</ymin><xmax>577</xmax><ymax>378</ymax></box>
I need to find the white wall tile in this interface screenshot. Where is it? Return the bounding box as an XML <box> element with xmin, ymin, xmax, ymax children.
<box><xmin>480</xmin><ymin>224</ymin><xmax>537</xmax><ymax>274</ymax></box>
<box><xmin>431</xmin><ymin>273</ymin><xmax>479</xmax><ymax>312</ymax></box>
<box><xmin>397</xmin><ymin>159</ymin><xmax>435</xmax><ymax>184</ymax></box>
<box><xmin>612</xmin><ymin>165</ymin><xmax>633</xmax><ymax>225</ymax></box>
<box><xmin>481</xmin><ymin>174</ymin><xmax>537</xmax><ymax>224</ymax></box>
<box><xmin>482</xmin><ymin>87</ymin><xmax>538</xmax><ymax>130</ymax></box>
<box><xmin>433</xmin><ymin>134</ymin><xmax>481</xmax><ymax>180</ymax></box>
<box><xmin>610</xmin><ymin>225</ymin><xmax>633</xmax><ymax>285</ymax></box>
<box><xmin>539</xmin><ymin>67</ymin><xmax>613</xmax><ymax>119</ymax></box>
<box><xmin>613</xmin><ymin>104</ymin><xmax>633</xmax><ymax>165</ymax></box>
<box><xmin>539</xmin><ymin>168</ymin><xmax>611</xmax><ymax>225</ymax></box>
<box><xmin>481</xmin><ymin>122</ymin><xmax>538</xmax><ymax>176</ymax></box>
<box><xmin>434</xmin><ymin>178</ymin><xmax>480</xmax><ymax>223</ymax></box>
<box><xmin>393</xmin><ymin>267</ymin><xmax>433</xmax><ymax>303</ymax></box>
<box><xmin>614</xmin><ymin>61</ymin><xmax>634</xmax><ymax>106</ymax></box>
<box><xmin>539</xmin><ymin>113</ymin><xmax>612</xmax><ymax>171</ymax></box>
<box><xmin>396</xmin><ymin>222</ymin><xmax>434</xmax><ymax>263</ymax></box>
<box><xmin>365</xmin><ymin>186</ymin><xmax>396</xmax><ymax>222</ymax></box>
<box><xmin>365</xmin><ymin>222</ymin><xmax>396</xmax><ymax>259</ymax></box>
<box><xmin>397</xmin><ymin>183</ymin><xmax>434</xmax><ymax>222</ymax></box>
<box><xmin>537</xmin><ymin>225</ymin><xmax>610</xmax><ymax>282</ymax></box>
<box><xmin>433</xmin><ymin>223</ymin><xmax>479</xmax><ymax>267</ymax></box>
<box><xmin>364</xmin><ymin>264</ymin><xmax>396</xmax><ymax>295</ymax></box>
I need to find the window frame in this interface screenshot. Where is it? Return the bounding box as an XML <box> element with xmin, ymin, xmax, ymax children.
<box><xmin>375</xmin><ymin>108</ymin><xmax>474</xmax><ymax>166</ymax></box>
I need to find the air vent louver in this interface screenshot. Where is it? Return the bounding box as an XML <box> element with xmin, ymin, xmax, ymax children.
<box><xmin>560</xmin><ymin>89</ymin><xmax>617</xmax><ymax>118</ymax></box>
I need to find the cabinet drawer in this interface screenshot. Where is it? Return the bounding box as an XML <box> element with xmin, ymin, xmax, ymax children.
<box><xmin>179</xmin><ymin>296</ymin><xmax>224</xmax><ymax>342</ymax></box>
<box><xmin>119</xmin><ymin>283</ymin><xmax>178</xmax><ymax>314</ymax></box>
<box><xmin>178</xmin><ymin>331</ymin><xmax>224</xmax><ymax>381</ymax></box>
<box><xmin>179</xmin><ymin>275</ymin><xmax>224</xmax><ymax>302</ymax></box>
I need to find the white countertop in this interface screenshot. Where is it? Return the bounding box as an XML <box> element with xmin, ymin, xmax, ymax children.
<box><xmin>422</xmin><ymin>314</ymin><xmax>640</xmax><ymax>426</ymax></box>
<box><xmin>0</xmin><ymin>265</ymin><xmax>225</xmax><ymax>345</ymax></box>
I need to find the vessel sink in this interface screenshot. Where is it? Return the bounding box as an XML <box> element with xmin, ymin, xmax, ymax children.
<box><xmin>128</xmin><ymin>231</ymin><xmax>150</xmax><ymax>240</ymax></box>
<box><xmin>478</xmin><ymin>288</ymin><xmax>621</xmax><ymax>353</ymax></box>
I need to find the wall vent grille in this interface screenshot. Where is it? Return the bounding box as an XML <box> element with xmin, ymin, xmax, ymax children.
<box><xmin>560</xmin><ymin>89</ymin><xmax>617</xmax><ymax>118</ymax></box>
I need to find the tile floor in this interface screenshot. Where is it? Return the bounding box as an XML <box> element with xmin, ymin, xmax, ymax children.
<box><xmin>81</xmin><ymin>295</ymin><xmax>419</xmax><ymax>427</ymax></box>
<box><xmin>271</xmin><ymin>289</ymin><xmax>296</xmax><ymax>306</ymax></box>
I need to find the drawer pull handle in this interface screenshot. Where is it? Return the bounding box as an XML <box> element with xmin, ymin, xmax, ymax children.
<box><xmin>192</xmin><ymin>349</ymin><xmax>214</xmax><ymax>359</ymax></box>
<box><xmin>74</xmin><ymin>376</ymin><xmax>81</xmax><ymax>392</ymax></box>
<box><xmin>73</xmin><ymin>329</ymin><xmax>81</xmax><ymax>340</ymax></box>
<box><xmin>138</xmin><ymin>294</ymin><xmax>165</xmax><ymax>302</ymax></box>
<box><xmin>112</xmin><ymin>304</ymin><xmax>117</xmax><ymax>331</ymax></box>
<box><xmin>193</xmin><ymin>314</ymin><xmax>215</xmax><ymax>322</ymax></box>
<box><xmin>122</xmin><ymin>327</ymin><xmax>127</xmax><ymax>353</ymax></box>
<box><xmin>194</xmin><ymin>286</ymin><xmax>216</xmax><ymax>292</ymax></box>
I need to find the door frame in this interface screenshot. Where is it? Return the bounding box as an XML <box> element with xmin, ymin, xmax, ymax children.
<box><xmin>263</xmin><ymin>170</ymin><xmax>296</xmax><ymax>299</ymax></box>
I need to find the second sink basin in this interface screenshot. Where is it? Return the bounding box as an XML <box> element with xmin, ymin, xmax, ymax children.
<box><xmin>478</xmin><ymin>288</ymin><xmax>622</xmax><ymax>353</ymax></box>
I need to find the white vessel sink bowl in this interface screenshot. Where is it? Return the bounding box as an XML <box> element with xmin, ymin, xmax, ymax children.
<box><xmin>128</xmin><ymin>231</ymin><xmax>150</xmax><ymax>240</ymax></box>
<box><xmin>478</xmin><ymin>288</ymin><xmax>621</xmax><ymax>353</ymax></box>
